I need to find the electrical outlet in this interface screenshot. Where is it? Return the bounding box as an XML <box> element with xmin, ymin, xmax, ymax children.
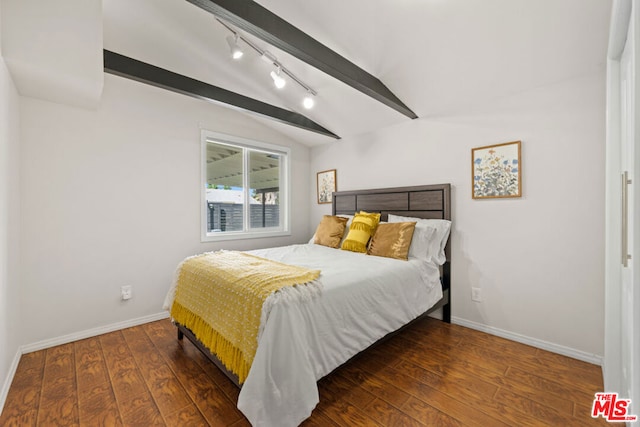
<box><xmin>121</xmin><ymin>285</ymin><xmax>132</xmax><ymax>301</ymax></box>
<box><xmin>471</xmin><ymin>287</ymin><xmax>482</xmax><ymax>302</ymax></box>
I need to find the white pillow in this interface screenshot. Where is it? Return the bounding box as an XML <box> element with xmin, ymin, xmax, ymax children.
<box><xmin>387</xmin><ymin>214</ymin><xmax>451</xmax><ymax>264</ymax></box>
<box><xmin>309</xmin><ymin>215</ymin><xmax>353</xmax><ymax>245</ymax></box>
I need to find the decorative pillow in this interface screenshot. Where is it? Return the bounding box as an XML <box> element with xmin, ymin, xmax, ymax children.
<box><xmin>313</xmin><ymin>215</ymin><xmax>349</xmax><ymax>248</ymax></box>
<box><xmin>341</xmin><ymin>211</ymin><xmax>381</xmax><ymax>253</ymax></box>
<box><xmin>359</xmin><ymin>211</ymin><xmax>381</xmax><ymax>234</ymax></box>
<box><xmin>387</xmin><ymin>214</ymin><xmax>451</xmax><ymax>264</ymax></box>
<box><xmin>308</xmin><ymin>215</ymin><xmax>353</xmax><ymax>245</ymax></box>
<box><xmin>368</xmin><ymin>222</ymin><xmax>417</xmax><ymax>260</ymax></box>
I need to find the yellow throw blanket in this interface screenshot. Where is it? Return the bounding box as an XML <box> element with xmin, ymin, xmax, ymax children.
<box><xmin>169</xmin><ymin>251</ymin><xmax>321</xmax><ymax>384</ymax></box>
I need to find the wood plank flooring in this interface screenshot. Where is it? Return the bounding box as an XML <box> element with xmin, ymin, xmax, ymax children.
<box><xmin>0</xmin><ymin>317</ymin><xmax>608</xmax><ymax>426</ymax></box>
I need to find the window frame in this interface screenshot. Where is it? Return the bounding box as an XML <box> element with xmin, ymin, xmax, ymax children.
<box><xmin>201</xmin><ymin>130</ymin><xmax>291</xmax><ymax>242</ymax></box>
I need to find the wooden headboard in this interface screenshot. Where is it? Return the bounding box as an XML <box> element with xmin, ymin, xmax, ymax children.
<box><xmin>332</xmin><ymin>184</ymin><xmax>451</xmax><ymax>261</ymax></box>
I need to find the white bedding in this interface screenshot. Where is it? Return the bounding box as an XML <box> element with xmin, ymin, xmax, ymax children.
<box><xmin>234</xmin><ymin>243</ymin><xmax>443</xmax><ymax>427</ymax></box>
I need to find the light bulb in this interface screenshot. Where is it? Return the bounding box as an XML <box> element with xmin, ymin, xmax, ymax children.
<box><xmin>270</xmin><ymin>69</ymin><xmax>286</xmax><ymax>89</ymax></box>
<box><xmin>226</xmin><ymin>34</ymin><xmax>243</xmax><ymax>60</ymax></box>
<box><xmin>303</xmin><ymin>95</ymin><xmax>315</xmax><ymax>109</ymax></box>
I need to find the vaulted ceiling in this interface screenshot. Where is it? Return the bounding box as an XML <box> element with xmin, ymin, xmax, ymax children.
<box><xmin>102</xmin><ymin>0</ymin><xmax>610</xmax><ymax>146</ymax></box>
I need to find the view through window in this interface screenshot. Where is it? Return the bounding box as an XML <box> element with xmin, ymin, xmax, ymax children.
<box><xmin>202</xmin><ymin>132</ymin><xmax>289</xmax><ymax>240</ymax></box>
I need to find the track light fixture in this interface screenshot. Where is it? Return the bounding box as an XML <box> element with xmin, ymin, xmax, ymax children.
<box><xmin>270</xmin><ymin>67</ymin><xmax>286</xmax><ymax>89</ymax></box>
<box><xmin>303</xmin><ymin>93</ymin><xmax>315</xmax><ymax>109</ymax></box>
<box><xmin>217</xmin><ymin>18</ymin><xmax>318</xmax><ymax>109</ymax></box>
<box><xmin>225</xmin><ymin>34</ymin><xmax>243</xmax><ymax>60</ymax></box>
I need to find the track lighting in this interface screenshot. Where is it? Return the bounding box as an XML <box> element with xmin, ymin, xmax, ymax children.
<box><xmin>270</xmin><ymin>67</ymin><xmax>286</xmax><ymax>89</ymax></box>
<box><xmin>225</xmin><ymin>34</ymin><xmax>243</xmax><ymax>60</ymax></box>
<box><xmin>217</xmin><ymin>18</ymin><xmax>318</xmax><ymax>109</ymax></box>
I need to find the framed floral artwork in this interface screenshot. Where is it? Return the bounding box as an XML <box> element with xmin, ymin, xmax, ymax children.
<box><xmin>472</xmin><ymin>141</ymin><xmax>521</xmax><ymax>199</ymax></box>
<box><xmin>317</xmin><ymin>169</ymin><xmax>336</xmax><ymax>204</ymax></box>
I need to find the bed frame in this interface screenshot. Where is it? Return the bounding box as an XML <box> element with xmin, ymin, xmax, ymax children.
<box><xmin>175</xmin><ymin>183</ymin><xmax>452</xmax><ymax>388</ymax></box>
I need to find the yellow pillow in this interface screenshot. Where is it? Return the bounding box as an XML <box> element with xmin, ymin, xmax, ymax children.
<box><xmin>341</xmin><ymin>211</ymin><xmax>381</xmax><ymax>253</ymax></box>
<box><xmin>368</xmin><ymin>222</ymin><xmax>417</xmax><ymax>260</ymax></box>
<box><xmin>314</xmin><ymin>215</ymin><xmax>349</xmax><ymax>248</ymax></box>
<box><xmin>359</xmin><ymin>211</ymin><xmax>381</xmax><ymax>233</ymax></box>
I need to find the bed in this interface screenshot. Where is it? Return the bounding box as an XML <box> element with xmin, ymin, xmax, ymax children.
<box><xmin>164</xmin><ymin>183</ymin><xmax>451</xmax><ymax>426</ymax></box>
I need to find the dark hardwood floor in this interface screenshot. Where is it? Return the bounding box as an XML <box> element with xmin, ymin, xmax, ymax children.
<box><xmin>0</xmin><ymin>317</ymin><xmax>608</xmax><ymax>426</ymax></box>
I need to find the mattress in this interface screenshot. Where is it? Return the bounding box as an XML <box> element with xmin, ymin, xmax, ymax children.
<box><xmin>233</xmin><ymin>243</ymin><xmax>443</xmax><ymax>426</ymax></box>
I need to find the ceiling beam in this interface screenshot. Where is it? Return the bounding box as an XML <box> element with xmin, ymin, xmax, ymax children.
<box><xmin>103</xmin><ymin>50</ymin><xmax>340</xmax><ymax>139</ymax></box>
<box><xmin>186</xmin><ymin>0</ymin><xmax>418</xmax><ymax>119</ymax></box>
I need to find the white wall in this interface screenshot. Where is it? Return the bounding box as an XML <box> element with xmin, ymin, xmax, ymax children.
<box><xmin>18</xmin><ymin>74</ymin><xmax>310</xmax><ymax>346</ymax></box>
<box><xmin>1</xmin><ymin>0</ymin><xmax>103</xmax><ymax>109</ymax></box>
<box><xmin>0</xmin><ymin>4</ymin><xmax>21</xmax><ymax>408</ymax></box>
<box><xmin>310</xmin><ymin>70</ymin><xmax>606</xmax><ymax>358</ymax></box>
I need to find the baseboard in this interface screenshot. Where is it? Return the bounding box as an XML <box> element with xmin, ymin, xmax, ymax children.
<box><xmin>0</xmin><ymin>349</ymin><xmax>22</xmax><ymax>416</ymax></box>
<box><xmin>452</xmin><ymin>316</ymin><xmax>604</xmax><ymax>366</ymax></box>
<box><xmin>21</xmin><ymin>311</ymin><xmax>170</xmax><ymax>354</ymax></box>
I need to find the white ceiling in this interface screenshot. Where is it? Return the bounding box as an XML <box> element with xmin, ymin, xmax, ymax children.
<box><xmin>103</xmin><ymin>0</ymin><xmax>612</xmax><ymax>146</ymax></box>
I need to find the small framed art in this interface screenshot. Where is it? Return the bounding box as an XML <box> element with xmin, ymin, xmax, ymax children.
<box><xmin>317</xmin><ymin>169</ymin><xmax>337</xmax><ymax>204</ymax></box>
<box><xmin>472</xmin><ymin>141</ymin><xmax>521</xmax><ymax>199</ymax></box>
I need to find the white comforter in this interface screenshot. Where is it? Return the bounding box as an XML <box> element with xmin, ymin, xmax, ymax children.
<box><xmin>236</xmin><ymin>243</ymin><xmax>443</xmax><ymax>426</ymax></box>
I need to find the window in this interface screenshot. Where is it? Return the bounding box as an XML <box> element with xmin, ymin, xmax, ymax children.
<box><xmin>201</xmin><ymin>130</ymin><xmax>290</xmax><ymax>241</ymax></box>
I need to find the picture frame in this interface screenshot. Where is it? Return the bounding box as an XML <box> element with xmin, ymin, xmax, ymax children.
<box><xmin>472</xmin><ymin>141</ymin><xmax>521</xmax><ymax>199</ymax></box>
<box><xmin>317</xmin><ymin>169</ymin><xmax>337</xmax><ymax>204</ymax></box>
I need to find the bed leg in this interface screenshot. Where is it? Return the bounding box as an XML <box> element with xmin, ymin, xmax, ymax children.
<box><xmin>443</xmin><ymin>303</ymin><xmax>451</xmax><ymax>323</ymax></box>
<box><xmin>442</xmin><ymin>261</ymin><xmax>451</xmax><ymax>324</ymax></box>
<box><xmin>177</xmin><ymin>328</ymin><xmax>184</xmax><ymax>340</ymax></box>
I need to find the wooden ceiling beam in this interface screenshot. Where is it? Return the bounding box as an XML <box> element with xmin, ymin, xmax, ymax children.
<box><xmin>103</xmin><ymin>50</ymin><xmax>340</xmax><ymax>139</ymax></box>
<box><xmin>186</xmin><ymin>0</ymin><xmax>418</xmax><ymax>119</ymax></box>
